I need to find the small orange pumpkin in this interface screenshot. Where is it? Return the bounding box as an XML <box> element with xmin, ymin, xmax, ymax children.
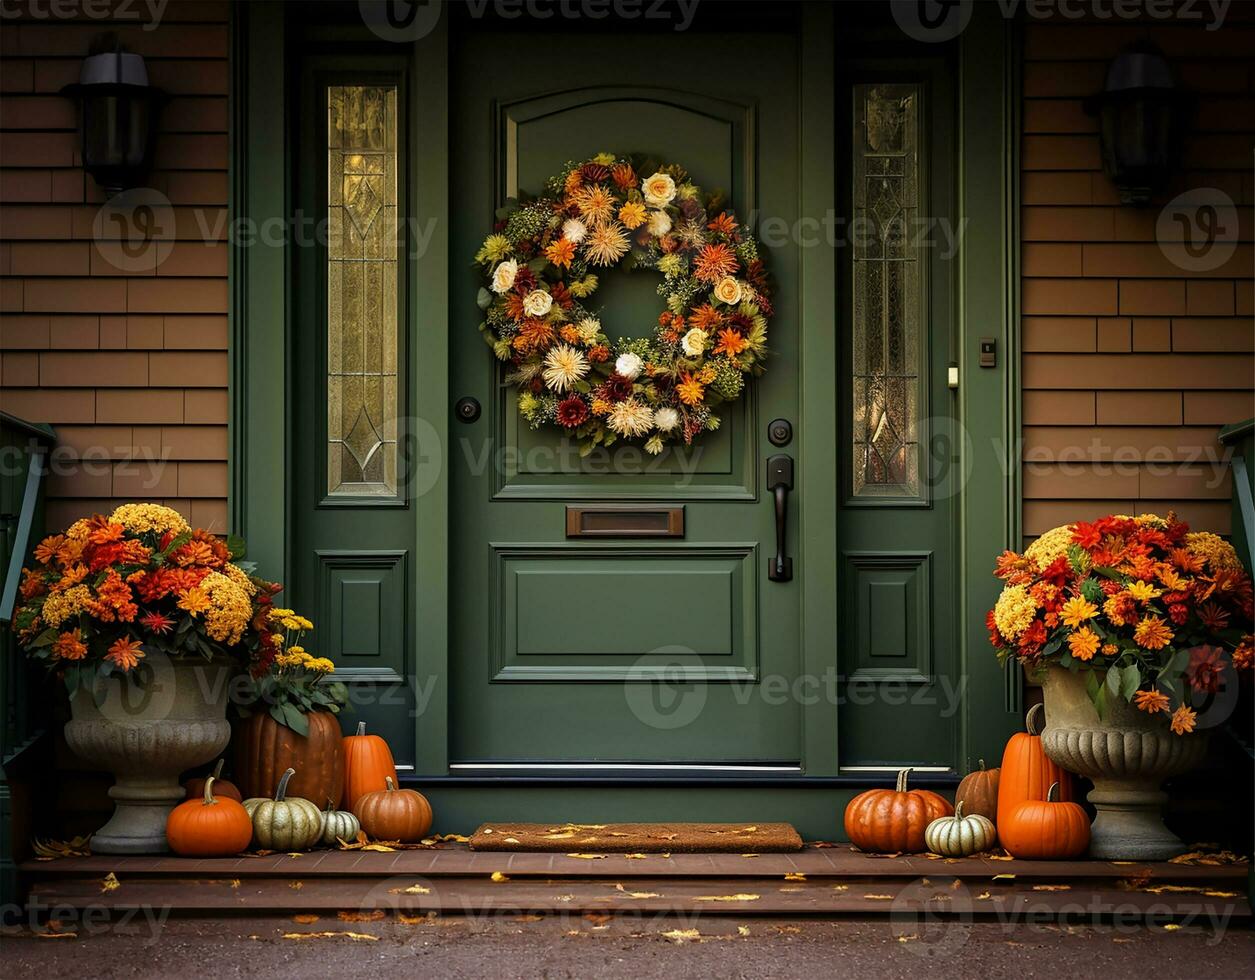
<box><xmin>342</xmin><ymin>722</ymin><xmax>399</xmax><ymax>810</ymax></box>
<box><xmin>166</xmin><ymin>776</ymin><xmax>254</xmax><ymax>857</ymax></box>
<box><xmin>353</xmin><ymin>776</ymin><xmax>432</xmax><ymax>842</ymax></box>
<box><xmin>997</xmin><ymin>703</ymin><xmax>1074</xmax><ymax>830</ymax></box>
<box><xmin>999</xmin><ymin>781</ymin><xmax>1090</xmax><ymax>859</ymax></box>
<box><xmin>184</xmin><ymin>758</ymin><xmax>242</xmax><ymax>802</ymax></box>
<box><xmin>843</xmin><ymin>767</ymin><xmax>954</xmax><ymax>853</ymax></box>
<box><xmin>954</xmin><ymin>758</ymin><xmax>1000</xmax><ymax>823</ymax></box>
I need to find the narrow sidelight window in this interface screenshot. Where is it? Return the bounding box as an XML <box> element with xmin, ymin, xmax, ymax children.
<box><xmin>851</xmin><ymin>83</ymin><xmax>923</xmax><ymax>499</ymax></box>
<box><xmin>326</xmin><ymin>84</ymin><xmax>399</xmax><ymax>497</ymax></box>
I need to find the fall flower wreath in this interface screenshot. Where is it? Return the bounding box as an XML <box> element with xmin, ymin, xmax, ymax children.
<box><xmin>474</xmin><ymin>153</ymin><xmax>771</xmax><ymax>454</ymax></box>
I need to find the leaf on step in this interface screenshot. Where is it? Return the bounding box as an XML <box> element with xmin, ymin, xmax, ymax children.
<box><xmin>434</xmin><ymin>833</ymin><xmax>470</xmax><ymax>843</ymax></box>
<box><xmin>289</xmin><ymin>881</ymin><xmax>303</xmax><ymax>890</ymax></box>
<box><xmin>398</xmin><ymin>913</ymin><xmax>433</xmax><ymax>925</ymax></box>
<box><xmin>360</xmin><ymin>843</ymin><xmax>397</xmax><ymax>852</ymax></box>
<box><xmin>863</xmin><ymin>894</ymin><xmax>894</xmax><ymax>900</ymax></box>
<box><xmin>662</xmin><ymin>928</ymin><xmax>702</xmax><ymax>943</ymax></box>
<box><xmin>283</xmin><ymin>931</ymin><xmax>378</xmax><ymax>941</ymax></box>
<box><xmin>1031</xmin><ymin>884</ymin><xmax>1071</xmax><ymax>891</ymax></box>
<box><xmin>36</xmin><ymin>931</ymin><xmax>77</xmax><ymax>939</ymax></box>
<box><xmin>624</xmin><ymin>853</ymin><xmax>648</xmax><ymax>860</ymax></box>
<box><xmin>490</xmin><ymin>872</ymin><xmax>510</xmax><ymax>883</ymax></box>
<box><xmin>389</xmin><ymin>883</ymin><xmax>431</xmax><ymax>895</ymax></box>
<box><xmin>1160</xmin><ymin>923</ymin><xmax>1182</xmax><ymax>931</ymax></box>
<box><xmin>693</xmin><ymin>894</ymin><xmax>760</xmax><ymax>902</ymax></box>
<box><xmin>989</xmin><ymin>853</ymin><xmax>1015</xmax><ymax>861</ymax></box>
<box><xmin>292</xmin><ymin>914</ymin><xmax>319</xmax><ymax>924</ymax></box>
<box><xmin>741</xmin><ymin>853</ymin><xmax>759</xmax><ymax>858</ymax></box>
<box><xmin>783</xmin><ymin>872</ymin><xmax>806</xmax><ymax>881</ymax></box>
<box><xmin>31</xmin><ymin>836</ymin><xmax>91</xmax><ymax>860</ymax></box>
<box><xmin>583</xmin><ymin>912</ymin><xmax>612</xmax><ymax>926</ymax></box>
<box><xmin>977</xmin><ymin>891</ymin><xmax>992</xmax><ymax>900</ymax></box>
<box><xmin>566</xmin><ymin>853</ymin><xmax>607</xmax><ymax>859</ymax></box>
<box><xmin>100</xmin><ymin>872</ymin><xmax>120</xmax><ymax>893</ymax></box>
<box><xmin>898</xmin><ymin>934</ymin><xmax>918</xmax><ymax>943</ymax></box>
<box><xmin>737</xmin><ymin>925</ymin><xmax>751</xmax><ymax>937</ymax></box>
<box><xmin>832</xmin><ymin>884</ymin><xmax>849</xmax><ymax>892</ymax></box>
<box><xmin>992</xmin><ymin>874</ymin><xmax>1015</xmax><ymax>881</ymax></box>
<box><xmin>338</xmin><ymin>910</ymin><xmax>385</xmax><ymax>922</ymax></box>
<box><xmin>229</xmin><ymin>879</ymin><xmax>241</xmax><ymax>889</ymax></box>
<box><xmin>511</xmin><ymin>914</ymin><xmax>545</xmax><ymax>922</ymax></box>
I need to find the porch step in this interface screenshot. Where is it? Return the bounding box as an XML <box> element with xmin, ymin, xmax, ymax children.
<box><xmin>22</xmin><ymin>846</ymin><xmax>1249</xmax><ymax>922</ymax></box>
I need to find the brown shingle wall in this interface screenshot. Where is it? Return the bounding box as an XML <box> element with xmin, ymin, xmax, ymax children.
<box><xmin>0</xmin><ymin>0</ymin><xmax>229</xmax><ymax>533</ymax></box>
<box><xmin>1022</xmin><ymin>15</ymin><xmax>1255</xmax><ymax>538</ymax></box>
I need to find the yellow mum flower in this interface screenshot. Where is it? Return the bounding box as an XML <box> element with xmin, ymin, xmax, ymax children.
<box><xmin>223</xmin><ymin>562</ymin><xmax>258</xmax><ymax>596</ymax></box>
<box><xmin>1134</xmin><ymin>615</ymin><xmax>1173</xmax><ymax>650</ymax></box>
<box><xmin>1024</xmin><ymin>524</ymin><xmax>1076</xmax><ymax>569</ymax></box>
<box><xmin>200</xmin><ymin>571</ymin><xmax>253</xmax><ymax>645</ymax></box>
<box><xmin>1126</xmin><ymin>580</ymin><xmax>1162</xmax><ymax>603</ymax></box>
<box><xmin>1059</xmin><ymin>595</ymin><xmax>1099</xmax><ymax>629</ymax></box>
<box><xmin>993</xmin><ymin>584</ymin><xmax>1038</xmax><ymax>640</ymax></box>
<box><xmin>177</xmin><ymin>587</ymin><xmax>211</xmax><ymax>617</ymax></box>
<box><xmin>307</xmin><ymin>658</ymin><xmax>335</xmax><ymax>674</ymax></box>
<box><xmin>41</xmin><ymin>584</ymin><xmax>92</xmax><ymax>628</ymax></box>
<box><xmin>619</xmin><ymin>201</ymin><xmax>647</xmax><ymax>229</ymax></box>
<box><xmin>475</xmin><ymin>234</ymin><xmax>511</xmax><ymax>264</ymax></box>
<box><xmin>109</xmin><ymin>503</ymin><xmax>191</xmax><ymax>536</ymax></box>
<box><xmin>1185</xmin><ymin>531</ymin><xmax>1242</xmax><ymax>573</ymax></box>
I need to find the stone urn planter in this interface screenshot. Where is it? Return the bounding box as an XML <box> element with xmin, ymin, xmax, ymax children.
<box><xmin>63</xmin><ymin>653</ymin><xmax>233</xmax><ymax>854</ymax></box>
<box><xmin>1038</xmin><ymin>664</ymin><xmax>1207</xmax><ymax>860</ymax></box>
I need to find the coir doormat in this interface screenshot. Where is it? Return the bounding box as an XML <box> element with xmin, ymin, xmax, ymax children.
<box><xmin>468</xmin><ymin>822</ymin><xmax>803</xmax><ymax>853</ymax></box>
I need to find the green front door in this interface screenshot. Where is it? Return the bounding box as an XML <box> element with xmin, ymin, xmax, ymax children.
<box><xmin>449</xmin><ymin>26</ymin><xmax>804</xmax><ymax>768</ymax></box>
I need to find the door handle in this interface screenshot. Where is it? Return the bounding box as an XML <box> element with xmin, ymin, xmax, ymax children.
<box><xmin>767</xmin><ymin>454</ymin><xmax>793</xmax><ymax>582</ymax></box>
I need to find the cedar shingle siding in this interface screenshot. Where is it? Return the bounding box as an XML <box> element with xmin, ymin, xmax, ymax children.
<box><xmin>0</xmin><ymin>0</ymin><xmax>229</xmax><ymax>532</ymax></box>
<box><xmin>1021</xmin><ymin>16</ymin><xmax>1255</xmax><ymax>538</ymax></box>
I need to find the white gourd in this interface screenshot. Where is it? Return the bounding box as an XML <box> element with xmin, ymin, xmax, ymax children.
<box><xmin>924</xmin><ymin>802</ymin><xmax>997</xmax><ymax>857</ymax></box>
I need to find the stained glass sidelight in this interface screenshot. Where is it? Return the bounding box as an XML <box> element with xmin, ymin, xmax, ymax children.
<box><xmin>327</xmin><ymin>84</ymin><xmax>399</xmax><ymax>497</ymax></box>
<box><xmin>851</xmin><ymin>83</ymin><xmax>922</xmax><ymax>498</ymax></box>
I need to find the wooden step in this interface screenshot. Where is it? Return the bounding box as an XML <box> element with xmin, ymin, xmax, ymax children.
<box><xmin>21</xmin><ymin>845</ymin><xmax>1249</xmax><ymax>921</ymax></box>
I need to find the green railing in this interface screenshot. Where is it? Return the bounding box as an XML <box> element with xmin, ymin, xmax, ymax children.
<box><xmin>1219</xmin><ymin>418</ymin><xmax>1254</xmax><ymax>573</ymax></box>
<box><xmin>0</xmin><ymin>411</ymin><xmax>55</xmax><ymax>916</ymax></box>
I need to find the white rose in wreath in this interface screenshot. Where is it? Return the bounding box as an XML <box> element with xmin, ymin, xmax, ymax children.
<box><xmin>713</xmin><ymin>276</ymin><xmax>742</xmax><ymax>305</ymax></box>
<box><xmin>647</xmin><ymin>210</ymin><xmax>672</xmax><ymax>237</ymax></box>
<box><xmin>615</xmin><ymin>352</ymin><xmax>644</xmax><ymax>380</ymax></box>
<box><xmin>643</xmin><ymin>172</ymin><xmax>677</xmax><ymax>207</ymax></box>
<box><xmin>681</xmin><ymin>327</ymin><xmax>709</xmax><ymax>357</ymax></box>
<box><xmin>522</xmin><ymin>289</ymin><xmax>553</xmax><ymax>318</ymax></box>
<box><xmin>491</xmin><ymin>258</ymin><xmax>518</xmax><ymax>294</ymax></box>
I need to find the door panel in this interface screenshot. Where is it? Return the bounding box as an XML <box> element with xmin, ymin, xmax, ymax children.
<box><xmin>450</xmin><ymin>27</ymin><xmax>801</xmax><ymax>766</ymax></box>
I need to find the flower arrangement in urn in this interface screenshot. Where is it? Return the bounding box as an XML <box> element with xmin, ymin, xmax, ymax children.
<box><xmin>9</xmin><ymin>503</ymin><xmax>285</xmax><ymax>853</ymax></box>
<box><xmin>988</xmin><ymin>512</ymin><xmax>1254</xmax><ymax>858</ymax></box>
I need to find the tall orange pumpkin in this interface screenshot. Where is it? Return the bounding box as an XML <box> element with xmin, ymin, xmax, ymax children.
<box><xmin>997</xmin><ymin>703</ymin><xmax>1074</xmax><ymax>829</ymax></box>
<box><xmin>1000</xmin><ymin>782</ymin><xmax>1089</xmax><ymax>859</ymax></box>
<box><xmin>342</xmin><ymin>722</ymin><xmax>398</xmax><ymax>810</ymax></box>
<box><xmin>234</xmin><ymin>710</ymin><xmax>344</xmax><ymax>807</ymax></box>
<box><xmin>843</xmin><ymin>768</ymin><xmax>953</xmax><ymax>853</ymax></box>
<box><xmin>954</xmin><ymin>759</ymin><xmax>999</xmax><ymax>823</ymax></box>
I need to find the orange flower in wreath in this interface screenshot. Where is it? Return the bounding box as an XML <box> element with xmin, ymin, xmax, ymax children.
<box><xmin>714</xmin><ymin>327</ymin><xmax>749</xmax><ymax>358</ymax></box>
<box><xmin>675</xmin><ymin>372</ymin><xmax>705</xmax><ymax>407</ymax></box>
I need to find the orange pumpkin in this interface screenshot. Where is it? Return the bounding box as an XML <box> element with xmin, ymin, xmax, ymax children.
<box><xmin>997</xmin><ymin>703</ymin><xmax>1074</xmax><ymax>830</ymax></box>
<box><xmin>166</xmin><ymin>776</ymin><xmax>254</xmax><ymax>857</ymax></box>
<box><xmin>843</xmin><ymin>768</ymin><xmax>953</xmax><ymax>853</ymax></box>
<box><xmin>954</xmin><ymin>758</ymin><xmax>1000</xmax><ymax>823</ymax></box>
<box><xmin>999</xmin><ymin>781</ymin><xmax>1090</xmax><ymax>859</ymax></box>
<box><xmin>352</xmin><ymin>776</ymin><xmax>432</xmax><ymax>842</ymax></box>
<box><xmin>184</xmin><ymin>758</ymin><xmax>242</xmax><ymax>802</ymax></box>
<box><xmin>235</xmin><ymin>709</ymin><xmax>344</xmax><ymax>809</ymax></box>
<box><xmin>342</xmin><ymin>722</ymin><xmax>398</xmax><ymax>810</ymax></box>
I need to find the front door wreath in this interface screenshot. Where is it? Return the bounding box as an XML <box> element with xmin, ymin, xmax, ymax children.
<box><xmin>474</xmin><ymin>153</ymin><xmax>772</xmax><ymax>455</ymax></box>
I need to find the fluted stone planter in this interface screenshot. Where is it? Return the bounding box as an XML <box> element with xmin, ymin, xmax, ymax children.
<box><xmin>1039</xmin><ymin>664</ymin><xmax>1207</xmax><ymax>860</ymax></box>
<box><xmin>64</xmin><ymin>654</ymin><xmax>232</xmax><ymax>854</ymax></box>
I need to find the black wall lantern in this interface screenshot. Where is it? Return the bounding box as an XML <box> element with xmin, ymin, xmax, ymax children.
<box><xmin>61</xmin><ymin>35</ymin><xmax>164</xmax><ymax>197</ymax></box>
<box><xmin>1084</xmin><ymin>41</ymin><xmax>1191</xmax><ymax>207</ymax></box>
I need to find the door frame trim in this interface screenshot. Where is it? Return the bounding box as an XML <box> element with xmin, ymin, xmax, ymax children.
<box><xmin>230</xmin><ymin>2</ymin><xmax>1021</xmax><ymax>783</ymax></box>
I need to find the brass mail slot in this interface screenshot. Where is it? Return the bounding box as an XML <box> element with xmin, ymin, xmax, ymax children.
<box><xmin>565</xmin><ymin>504</ymin><xmax>685</xmax><ymax>538</ymax></box>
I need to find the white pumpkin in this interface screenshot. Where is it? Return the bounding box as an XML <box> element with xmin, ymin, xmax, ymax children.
<box><xmin>320</xmin><ymin>802</ymin><xmax>361</xmax><ymax>847</ymax></box>
<box><xmin>924</xmin><ymin>802</ymin><xmax>997</xmax><ymax>857</ymax></box>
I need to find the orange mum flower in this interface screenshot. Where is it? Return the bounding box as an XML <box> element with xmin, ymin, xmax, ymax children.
<box><xmin>172</xmin><ymin>540</ymin><xmax>217</xmax><ymax>568</ymax></box>
<box><xmin>105</xmin><ymin>636</ymin><xmax>145</xmax><ymax>672</ymax></box>
<box><xmin>33</xmin><ymin>534</ymin><xmax>65</xmax><ymax>566</ymax></box>
<box><xmin>1170</xmin><ymin>547</ymin><xmax>1203</xmax><ymax>573</ymax></box>
<box><xmin>714</xmin><ymin>328</ymin><xmax>749</xmax><ymax>357</ymax></box>
<box><xmin>560</xmin><ymin>325</ymin><xmax>582</xmax><ymax>344</ymax></box>
<box><xmin>675</xmin><ymin>372</ymin><xmax>706</xmax><ymax>407</ymax></box>
<box><xmin>544</xmin><ymin>237</ymin><xmax>576</xmax><ymax>268</ymax></box>
<box><xmin>177</xmin><ymin>587</ymin><xmax>211</xmax><ymax>616</ymax></box>
<box><xmin>88</xmin><ymin>521</ymin><xmax>125</xmax><ymax>546</ymax></box>
<box><xmin>52</xmin><ymin>631</ymin><xmax>88</xmax><ymax>661</ymax></box>
<box><xmin>707</xmin><ymin>211</ymin><xmax>738</xmax><ymax>236</ymax></box>
<box><xmin>1133</xmin><ymin>689</ymin><xmax>1170</xmax><ymax>714</ymax></box>
<box><xmin>611</xmin><ymin>163</ymin><xmax>638</xmax><ymax>189</ymax></box>
<box><xmin>693</xmin><ymin>243</ymin><xmax>739</xmax><ymax>284</ymax></box>
<box><xmin>1170</xmin><ymin>704</ymin><xmax>1197</xmax><ymax>735</ymax></box>
<box><xmin>688</xmin><ymin>303</ymin><xmax>725</xmax><ymax>330</ymax></box>
<box><xmin>1133</xmin><ymin>615</ymin><xmax>1173</xmax><ymax>650</ymax></box>
<box><xmin>513</xmin><ymin>318</ymin><xmax>556</xmax><ymax>354</ymax></box>
<box><xmin>1067</xmin><ymin>626</ymin><xmax>1100</xmax><ymax>661</ymax></box>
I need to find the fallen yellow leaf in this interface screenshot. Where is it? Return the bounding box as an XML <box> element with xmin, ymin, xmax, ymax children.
<box><xmin>863</xmin><ymin>894</ymin><xmax>894</xmax><ymax>900</ymax></box>
<box><xmin>1161</xmin><ymin>923</ymin><xmax>1181</xmax><ymax>931</ymax></box>
<box><xmin>288</xmin><ymin>880</ymin><xmax>303</xmax><ymax>890</ymax></box>
<box><xmin>977</xmin><ymin>891</ymin><xmax>992</xmax><ymax>900</ymax></box>
<box><xmin>36</xmin><ymin>931</ymin><xmax>77</xmax><ymax>939</ymax></box>
<box><xmin>992</xmin><ymin>874</ymin><xmax>1015</xmax><ymax>881</ymax></box>
<box><xmin>283</xmin><ymin>932</ymin><xmax>378</xmax><ymax>941</ymax></box>
<box><xmin>338</xmin><ymin>910</ymin><xmax>385</xmax><ymax>922</ymax></box>
<box><xmin>624</xmin><ymin>853</ymin><xmax>648</xmax><ymax>860</ymax></box>
<box><xmin>737</xmin><ymin>925</ymin><xmax>751</xmax><ymax>937</ymax></box>
<box><xmin>100</xmin><ymin>872</ymin><xmax>120</xmax><ymax>893</ymax></box>
<box><xmin>662</xmin><ymin>928</ymin><xmax>701</xmax><ymax>943</ymax></box>
<box><xmin>292</xmin><ymin>914</ymin><xmax>319</xmax><ymax>924</ymax></box>
<box><xmin>694</xmin><ymin>894</ymin><xmax>761</xmax><ymax>903</ymax></box>
<box><xmin>783</xmin><ymin>872</ymin><xmax>806</xmax><ymax>881</ymax></box>
<box><xmin>566</xmin><ymin>853</ymin><xmax>607</xmax><ymax>859</ymax></box>
<box><xmin>490</xmin><ymin>871</ymin><xmax>509</xmax><ymax>883</ymax></box>
<box><xmin>1032</xmin><ymin>884</ymin><xmax>1071</xmax><ymax>891</ymax></box>
<box><xmin>389</xmin><ymin>883</ymin><xmax>431</xmax><ymax>895</ymax></box>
